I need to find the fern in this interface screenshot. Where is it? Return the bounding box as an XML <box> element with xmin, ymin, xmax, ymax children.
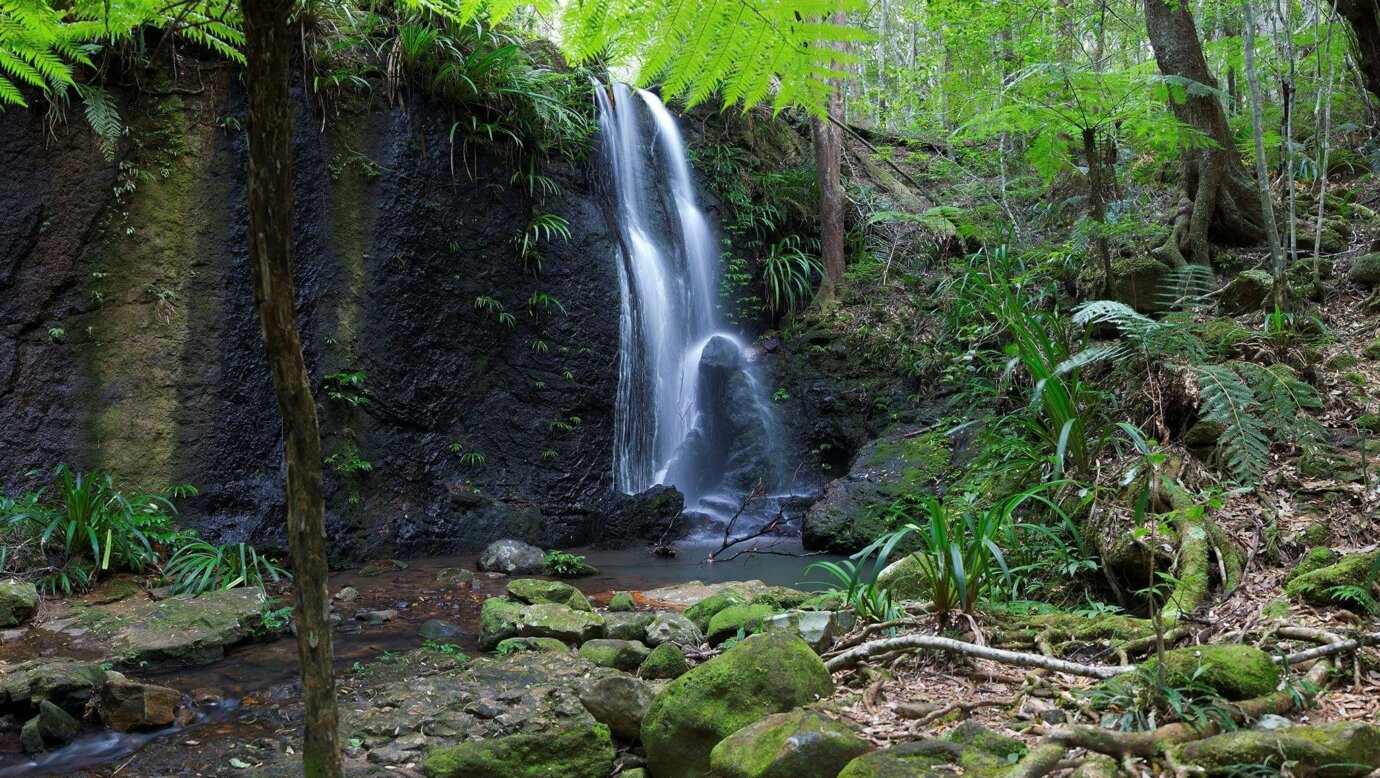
<box><xmin>76</xmin><ymin>83</ymin><xmax>121</xmax><ymax>157</ymax></box>
<box><xmin>1194</xmin><ymin>364</ymin><xmax>1271</xmax><ymax>486</ymax></box>
<box><xmin>1154</xmin><ymin>264</ymin><xmax>1216</xmax><ymax>311</ymax></box>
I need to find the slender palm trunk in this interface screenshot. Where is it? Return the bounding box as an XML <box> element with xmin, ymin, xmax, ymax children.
<box><xmin>242</xmin><ymin>0</ymin><xmax>341</xmax><ymax>774</ymax></box>
<box><xmin>1243</xmin><ymin>0</ymin><xmax>1288</xmax><ymax>310</ymax></box>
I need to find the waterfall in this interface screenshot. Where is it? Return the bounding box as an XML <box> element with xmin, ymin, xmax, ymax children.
<box><xmin>595</xmin><ymin>83</ymin><xmax>789</xmax><ymax>534</ymax></box>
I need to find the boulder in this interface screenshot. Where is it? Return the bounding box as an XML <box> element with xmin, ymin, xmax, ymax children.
<box><xmin>645</xmin><ymin>612</ymin><xmax>704</xmax><ymax>647</ymax></box>
<box><xmin>684</xmin><ymin>589</ymin><xmax>749</xmax><ymax>632</ymax></box>
<box><xmin>639</xmin><ymin>642</ymin><xmax>689</xmax><ymax>680</ymax></box>
<box><xmin>1221</xmin><ymin>269</ymin><xmax>1274</xmax><ymax>313</ymax></box>
<box><xmin>1179</xmin><ymin>721</ymin><xmax>1380</xmax><ymax>776</ymax></box>
<box><xmin>495</xmin><ymin>637</ymin><xmax>570</xmax><ymax>655</ymax></box>
<box><xmin>594</xmin><ymin>485</ymin><xmax>685</xmax><ymax>548</ymax></box>
<box><xmin>514</xmin><ymin>603</ymin><xmax>604</xmax><ymax>645</ymax></box>
<box><xmin>0</xmin><ymin>657</ymin><xmax>109</xmax><ymax>710</ymax></box>
<box><xmin>33</xmin><ymin>699</ymin><xmax>80</xmax><ymax>746</ymax></box>
<box><xmin>707</xmin><ymin>604</ymin><xmax>778</xmax><ymax>646</ymax></box>
<box><xmin>761</xmin><ymin>610</ymin><xmax>855</xmax><ymax>653</ymax></box>
<box><xmin>838</xmin><ymin>739</ymin><xmax>1004</xmax><ymax>777</ymax></box>
<box><xmin>424</xmin><ymin>720</ymin><xmax>616</xmax><ymax>778</ymax></box>
<box><xmin>98</xmin><ymin>678</ymin><xmax>181</xmax><ymax>731</ymax></box>
<box><xmin>1112</xmin><ymin>255</ymin><xmax>1171</xmax><ymax>313</ymax></box>
<box><xmin>641</xmin><ymin>580</ymin><xmax>808</xmax><ymax>609</ymax></box>
<box><xmin>1348</xmin><ymin>252</ymin><xmax>1380</xmax><ymax>285</ymax></box>
<box><xmin>803</xmin><ymin>426</ymin><xmax>950</xmax><ymax>553</ymax></box>
<box><xmin>578</xmin><ymin>639</ymin><xmax>650</xmax><ymax>671</ymax></box>
<box><xmin>36</xmin><ymin>586</ymin><xmax>270</xmax><ymax>666</ymax></box>
<box><xmin>506</xmin><ymin>579</ymin><xmax>593</xmax><ymax>611</ymax></box>
<box><xmin>1284</xmin><ymin>548</ymin><xmax>1339</xmax><ymax>584</ymax></box>
<box><xmin>19</xmin><ymin>716</ymin><xmax>43</xmax><ymax>753</ymax></box>
<box><xmin>418</xmin><ymin>619</ymin><xmax>462</xmax><ymax>641</ymax></box>
<box><xmin>607</xmin><ymin>591</ymin><xmax>636</xmax><ymax>612</ymax></box>
<box><xmin>478</xmin><ymin>597</ymin><xmax>523</xmax><ymax>651</ymax></box>
<box><xmin>0</xmin><ymin>579</ymin><xmax>40</xmax><ymax>626</ymax></box>
<box><xmin>604</xmin><ymin>611</ymin><xmax>654</xmax><ymax>641</ymax></box>
<box><xmin>641</xmin><ymin>632</ymin><xmax>834</xmax><ymax>778</ymax></box>
<box><xmin>1142</xmin><ymin>645</ymin><xmax>1280</xmax><ymax>700</ymax></box>
<box><xmin>477</xmin><ymin>539</ymin><xmax>546</xmax><ymax>575</ymax></box>
<box><xmin>436</xmin><ymin>568</ymin><xmax>476</xmax><ymax>587</ymax></box>
<box><xmin>874</xmin><ymin>554</ymin><xmax>931</xmax><ymax>602</ymax></box>
<box><xmin>333</xmin><ymin>586</ymin><xmax>359</xmax><ymax>602</ymax></box>
<box><xmin>577</xmin><ymin>674</ymin><xmax>656</xmax><ymax>741</ymax></box>
<box><xmin>709</xmin><ymin>709</ymin><xmax>874</xmax><ymax>778</ymax></box>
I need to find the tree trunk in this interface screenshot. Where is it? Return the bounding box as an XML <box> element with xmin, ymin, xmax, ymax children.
<box><xmin>241</xmin><ymin>0</ymin><xmax>341</xmax><ymax>775</ymax></box>
<box><xmin>1337</xmin><ymin>0</ymin><xmax>1380</xmax><ymax>106</ymax></box>
<box><xmin>813</xmin><ymin>11</ymin><xmax>848</xmax><ymax>303</ymax></box>
<box><xmin>1243</xmin><ymin>0</ymin><xmax>1287</xmax><ymax>310</ymax></box>
<box><xmin>1145</xmin><ymin>0</ymin><xmax>1266</xmax><ymax>263</ymax></box>
<box><xmin>1083</xmin><ymin>127</ymin><xmax>1114</xmax><ymax>297</ymax></box>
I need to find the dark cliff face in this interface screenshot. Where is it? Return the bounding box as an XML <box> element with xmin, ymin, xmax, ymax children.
<box><xmin>0</xmin><ymin>65</ymin><xmax>621</xmax><ymax>562</ymax></box>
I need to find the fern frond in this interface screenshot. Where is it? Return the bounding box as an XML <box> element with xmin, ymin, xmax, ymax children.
<box><xmin>1155</xmin><ymin>264</ymin><xmax>1216</xmax><ymax>311</ymax></box>
<box><xmin>76</xmin><ymin>82</ymin><xmax>121</xmax><ymax>158</ymax></box>
<box><xmin>1194</xmin><ymin>364</ymin><xmax>1269</xmax><ymax>486</ymax></box>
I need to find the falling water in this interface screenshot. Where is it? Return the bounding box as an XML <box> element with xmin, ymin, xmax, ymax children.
<box><xmin>596</xmin><ymin>84</ymin><xmax>791</xmax><ymax>533</ymax></box>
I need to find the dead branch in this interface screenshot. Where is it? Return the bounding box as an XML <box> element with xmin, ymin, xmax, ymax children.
<box><xmin>823</xmin><ymin>634</ymin><xmax>1136</xmax><ymax>678</ymax></box>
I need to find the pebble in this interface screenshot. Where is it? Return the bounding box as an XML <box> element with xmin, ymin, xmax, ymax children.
<box><xmin>335</xmin><ymin>586</ymin><xmax>359</xmax><ymax>602</ymax></box>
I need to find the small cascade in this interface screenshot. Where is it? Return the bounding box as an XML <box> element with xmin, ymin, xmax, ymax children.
<box><xmin>595</xmin><ymin>83</ymin><xmax>793</xmax><ymax>538</ymax></box>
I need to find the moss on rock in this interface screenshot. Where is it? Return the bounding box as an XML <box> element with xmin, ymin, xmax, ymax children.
<box><xmin>494</xmin><ymin>637</ymin><xmax>570</xmax><ymax>654</ymax></box>
<box><xmin>1347</xmin><ymin>252</ymin><xmax>1380</xmax><ymax>285</ymax></box>
<box><xmin>707</xmin><ymin>604</ymin><xmax>779</xmax><ymax>645</ymax></box>
<box><xmin>837</xmin><ymin>739</ymin><xmax>1008</xmax><ymax>778</ymax></box>
<box><xmin>0</xmin><ymin>579</ymin><xmax>40</xmax><ymax>627</ymax></box>
<box><xmin>641</xmin><ymin>632</ymin><xmax>833</xmax><ymax>778</ymax></box>
<box><xmin>1285</xmin><ymin>551</ymin><xmax>1379</xmax><ymax>610</ymax></box>
<box><xmin>478</xmin><ymin>597</ymin><xmax>523</xmax><ymax>651</ymax></box>
<box><xmin>607</xmin><ymin>591</ymin><xmax>635</xmax><ymax>612</ymax></box>
<box><xmin>423</xmin><ymin>720</ymin><xmax>615</xmax><ymax>778</ymax></box>
<box><xmin>1112</xmin><ymin>255</ymin><xmax>1171</xmax><ymax>313</ymax></box>
<box><xmin>577</xmin><ymin>639</ymin><xmax>650</xmax><ymax>671</ymax></box>
<box><xmin>639</xmin><ymin>642</ymin><xmax>689</xmax><ymax>680</ymax></box>
<box><xmin>709</xmin><ymin>709</ymin><xmax>874</xmax><ymax>778</ymax></box>
<box><xmin>1221</xmin><ymin>269</ymin><xmax>1274</xmax><ymax>313</ymax></box>
<box><xmin>505</xmin><ymin>579</ymin><xmax>593</xmax><ymax>611</ymax></box>
<box><xmin>1142</xmin><ymin>645</ymin><xmax>1280</xmax><ymax>700</ymax></box>
<box><xmin>684</xmin><ymin>589</ymin><xmax>748</xmax><ymax>632</ymax></box>
<box><xmin>1177</xmin><ymin>721</ymin><xmax>1380</xmax><ymax>776</ymax></box>
<box><xmin>1285</xmin><ymin>547</ymin><xmax>1340</xmax><ymax>584</ymax></box>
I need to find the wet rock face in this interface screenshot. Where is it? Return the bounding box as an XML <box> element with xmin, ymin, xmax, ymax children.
<box><xmin>592</xmin><ymin>484</ymin><xmax>684</xmax><ymax>548</ymax></box>
<box><xmin>0</xmin><ymin>69</ymin><xmax>621</xmax><ymax>563</ymax></box>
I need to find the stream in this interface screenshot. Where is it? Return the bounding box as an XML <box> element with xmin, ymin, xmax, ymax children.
<box><xmin>0</xmin><ymin>545</ymin><xmax>841</xmax><ymax>777</ymax></box>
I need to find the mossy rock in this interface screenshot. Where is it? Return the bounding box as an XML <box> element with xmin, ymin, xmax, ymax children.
<box><xmin>514</xmin><ymin>603</ymin><xmax>604</xmax><ymax>645</ymax></box>
<box><xmin>942</xmin><ymin>721</ymin><xmax>1025</xmax><ymax>761</ymax></box>
<box><xmin>1197</xmin><ymin>318</ymin><xmax>1253</xmax><ymax>357</ymax></box>
<box><xmin>604</xmin><ymin>611</ymin><xmax>654</xmax><ymax>642</ymax></box>
<box><xmin>1003</xmin><ymin>613</ymin><xmax>1155</xmax><ymax>643</ymax></box>
<box><xmin>1142</xmin><ymin>645</ymin><xmax>1280</xmax><ymax>700</ymax></box>
<box><xmin>1112</xmin><ymin>255</ymin><xmax>1171</xmax><ymax>313</ymax></box>
<box><xmin>1347</xmin><ymin>252</ymin><xmax>1380</xmax><ymax>285</ymax></box>
<box><xmin>837</xmin><ymin>739</ymin><xmax>1008</xmax><ymax>778</ymax></box>
<box><xmin>645</xmin><ymin>612</ymin><xmax>704</xmax><ymax>647</ymax></box>
<box><xmin>799</xmin><ymin>592</ymin><xmax>846</xmax><ymax>612</ymax></box>
<box><xmin>1364</xmin><ymin>338</ymin><xmax>1380</xmax><ymax>360</ymax></box>
<box><xmin>639</xmin><ymin>642</ymin><xmax>689</xmax><ymax>680</ymax></box>
<box><xmin>607</xmin><ymin>592</ymin><xmax>636</xmax><ymax>612</ymax></box>
<box><xmin>749</xmin><ymin>591</ymin><xmax>810</xmax><ymax>610</ymax></box>
<box><xmin>1285</xmin><ymin>551</ymin><xmax>1379</xmax><ymax>610</ymax></box>
<box><xmin>641</xmin><ymin>632</ymin><xmax>834</xmax><ymax>778</ymax></box>
<box><xmin>0</xmin><ymin>579</ymin><xmax>39</xmax><ymax>627</ymax></box>
<box><xmin>1260</xmin><ymin>598</ymin><xmax>1291</xmax><ymax>619</ymax></box>
<box><xmin>495</xmin><ymin>637</ymin><xmax>570</xmax><ymax>655</ymax></box>
<box><xmin>1359</xmin><ymin>414</ymin><xmax>1380</xmax><ymax>434</ymax></box>
<box><xmin>423</xmin><ymin>720</ymin><xmax>615</xmax><ymax>778</ymax></box>
<box><xmin>1285</xmin><ymin>547</ymin><xmax>1340</xmax><ymax>584</ymax></box>
<box><xmin>706</xmin><ymin>604</ymin><xmax>779</xmax><ymax>646</ymax></box>
<box><xmin>505</xmin><ymin>579</ymin><xmax>593</xmax><ymax>612</ymax></box>
<box><xmin>1295</xmin><ymin>521</ymin><xmax>1333</xmax><ymax>548</ymax></box>
<box><xmin>709</xmin><ymin>709</ymin><xmax>874</xmax><ymax>778</ymax></box>
<box><xmin>577</xmin><ymin>639</ymin><xmax>650</xmax><ymax>671</ymax></box>
<box><xmin>1177</xmin><ymin>721</ymin><xmax>1380</xmax><ymax>777</ymax></box>
<box><xmin>684</xmin><ymin>590</ymin><xmax>748</xmax><ymax>632</ymax></box>
<box><xmin>0</xmin><ymin>658</ymin><xmax>108</xmax><ymax>711</ymax></box>
<box><xmin>1221</xmin><ymin>269</ymin><xmax>1274</xmax><ymax>313</ymax></box>
<box><xmin>478</xmin><ymin>597</ymin><xmax>523</xmax><ymax>651</ymax></box>
<box><xmin>874</xmin><ymin>554</ymin><xmax>930</xmax><ymax>602</ymax></box>
<box><xmin>1327</xmin><ymin>353</ymin><xmax>1361</xmax><ymax>370</ymax></box>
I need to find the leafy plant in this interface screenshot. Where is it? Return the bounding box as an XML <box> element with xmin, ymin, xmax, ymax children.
<box><xmin>514</xmin><ymin>212</ymin><xmax>570</xmax><ymax>273</ymax></box>
<box><xmin>260</xmin><ymin>598</ymin><xmax>294</xmax><ymax>632</ymax></box>
<box><xmin>542</xmin><ymin>549</ymin><xmax>587</xmax><ymax>577</ymax></box>
<box><xmin>162</xmin><ymin>540</ymin><xmax>289</xmax><ymax>595</ymax></box>
<box><xmin>323</xmin><ymin>370</ymin><xmax>370</xmax><ymax>407</ymax></box>
<box><xmin>761</xmin><ymin>235</ymin><xmax>822</xmax><ymax>315</ymax></box>
<box><xmin>421</xmin><ymin>639</ymin><xmax>466</xmax><ymax>658</ymax></box>
<box><xmin>804</xmin><ymin>558</ymin><xmax>901</xmax><ymax>621</ymax></box>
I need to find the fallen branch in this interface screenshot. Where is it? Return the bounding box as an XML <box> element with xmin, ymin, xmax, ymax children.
<box><xmin>823</xmin><ymin>634</ymin><xmax>1136</xmax><ymax>678</ymax></box>
<box><xmin>1279</xmin><ymin>629</ymin><xmax>1380</xmax><ymax>664</ymax></box>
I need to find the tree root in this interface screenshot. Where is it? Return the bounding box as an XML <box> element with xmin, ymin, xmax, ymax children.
<box><xmin>824</xmin><ymin>633</ymin><xmax>1136</xmax><ymax>678</ymax></box>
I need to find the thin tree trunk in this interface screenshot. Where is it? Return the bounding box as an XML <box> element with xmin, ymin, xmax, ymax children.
<box><xmin>1275</xmin><ymin>0</ymin><xmax>1300</xmax><ymax>273</ymax></box>
<box><xmin>1145</xmin><ymin>0</ymin><xmax>1266</xmax><ymax>263</ymax></box>
<box><xmin>1244</xmin><ymin>0</ymin><xmax>1288</xmax><ymax>310</ymax></box>
<box><xmin>242</xmin><ymin>0</ymin><xmax>341</xmax><ymax>774</ymax></box>
<box><xmin>1314</xmin><ymin>0</ymin><xmax>1338</xmax><ymax>289</ymax></box>
<box><xmin>1083</xmin><ymin>127</ymin><xmax>1115</xmax><ymax>297</ymax></box>
<box><xmin>813</xmin><ymin>11</ymin><xmax>848</xmax><ymax>303</ymax></box>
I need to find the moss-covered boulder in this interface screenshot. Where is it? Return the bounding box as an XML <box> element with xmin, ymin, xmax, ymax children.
<box><xmin>639</xmin><ymin>642</ymin><xmax>689</xmax><ymax>680</ymax></box>
<box><xmin>1112</xmin><ymin>255</ymin><xmax>1171</xmax><ymax>313</ymax></box>
<box><xmin>1285</xmin><ymin>550</ymin><xmax>1378</xmax><ymax>610</ymax></box>
<box><xmin>1178</xmin><ymin>721</ymin><xmax>1380</xmax><ymax>776</ymax></box>
<box><xmin>641</xmin><ymin>632</ymin><xmax>833</xmax><ymax>778</ymax></box>
<box><xmin>1347</xmin><ymin>252</ymin><xmax>1380</xmax><ymax>285</ymax></box>
<box><xmin>32</xmin><ymin>699</ymin><xmax>80</xmax><ymax>746</ymax></box>
<box><xmin>1221</xmin><ymin>269</ymin><xmax>1274</xmax><ymax>313</ymax></box>
<box><xmin>494</xmin><ymin>637</ymin><xmax>570</xmax><ymax>654</ymax></box>
<box><xmin>645</xmin><ymin>612</ymin><xmax>704</xmax><ymax>647</ymax></box>
<box><xmin>505</xmin><ymin>579</ymin><xmax>593</xmax><ymax>612</ymax></box>
<box><xmin>874</xmin><ymin>554</ymin><xmax>931</xmax><ymax>602</ymax></box>
<box><xmin>514</xmin><ymin>603</ymin><xmax>604</xmax><ymax>645</ymax></box>
<box><xmin>707</xmin><ymin>604</ymin><xmax>778</xmax><ymax>645</ymax></box>
<box><xmin>1364</xmin><ymin>337</ymin><xmax>1380</xmax><ymax>360</ymax></box>
<box><xmin>578</xmin><ymin>639</ymin><xmax>650</xmax><ymax>671</ymax></box>
<box><xmin>684</xmin><ymin>589</ymin><xmax>749</xmax><ymax>632</ymax></box>
<box><xmin>1285</xmin><ymin>547</ymin><xmax>1340</xmax><ymax>584</ymax></box>
<box><xmin>837</xmin><ymin>740</ymin><xmax>1007</xmax><ymax>778</ymax></box>
<box><xmin>0</xmin><ymin>579</ymin><xmax>39</xmax><ymax>627</ymax></box>
<box><xmin>423</xmin><ymin>720</ymin><xmax>615</xmax><ymax>778</ymax></box>
<box><xmin>478</xmin><ymin>597</ymin><xmax>523</xmax><ymax>651</ymax></box>
<box><xmin>803</xmin><ymin>426</ymin><xmax>950</xmax><ymax>553</ymax></box>
<box><xmin>607</xmin><ymin>591</ymin><xmax>636</xmax><ymax>612</ymax></box>
<box><xmin>604</xmin><ymin>611</ymin><xmax>654</xmax><ymax>641</ymax></box>
<box><xmin>1142</xmin><ymin>645</ymin><xmax>1280</xmax><ymax>700</ymax></box>
<box><xmin>709</xmin><ymin>709</ymin><xmax>874</xmax><ymax>778</ymax></box>
<box><xmin>0</xmin><ymin>657</ymin><xmax>110</xmax><ymax>711</ymax></box>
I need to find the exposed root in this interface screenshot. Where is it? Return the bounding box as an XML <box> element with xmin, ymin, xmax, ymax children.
<box><xmin>824</xmin><ymin>633</ymin><xmax>1135</xmax><ymax>678</ymax></box>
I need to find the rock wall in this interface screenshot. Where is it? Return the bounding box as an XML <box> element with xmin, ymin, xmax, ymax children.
<box><xmin>0</xmin><ymin>63</ymin><xmax>621</xmax><ymax>561</ymax></box>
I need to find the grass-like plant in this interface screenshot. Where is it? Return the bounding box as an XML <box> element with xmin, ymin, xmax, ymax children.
<box><xmin>163</xmin><ymin>541</ymin><xmax>289</xmax><ymax>595</ymax></box>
